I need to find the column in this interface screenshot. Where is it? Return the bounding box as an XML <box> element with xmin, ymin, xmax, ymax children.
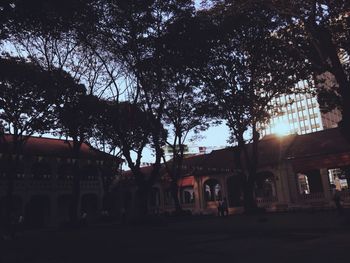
<box><xmin>320</xmin><ymin>168</ymin><xmax>332</xmax><ymax>202</ymax></box>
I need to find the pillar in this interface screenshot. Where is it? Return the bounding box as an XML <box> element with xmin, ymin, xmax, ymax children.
<box><xmin>320</xmin><ymin>168</ymin><xmax>332</xmax><ymax>201</ymax></box>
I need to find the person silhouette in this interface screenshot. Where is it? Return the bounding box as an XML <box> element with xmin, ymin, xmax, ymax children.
<box><xmin>331</xmin><ymin>184</ymin><xmax>344</xmax><ymax>216</ymax></box>
<box><xmin>217</xmin><ymin>201</ymin><xmax>223</xmax><ymax>217</ymax></box>
<box><xmin>222</xmin><ymin>198</ymin><xmax>229</xmax><ymax>216</ymax></box>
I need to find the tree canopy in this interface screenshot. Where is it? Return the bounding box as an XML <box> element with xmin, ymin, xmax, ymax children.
<box><xmin>1</xmin><ymin>0</ymin><xmax>350</xmax><ymax>214</ymax></box>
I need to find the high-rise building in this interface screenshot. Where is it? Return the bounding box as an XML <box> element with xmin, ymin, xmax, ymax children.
<box><xmin>260</xmin><ymin>80</ymin><xmax>342</xmax><ymax>137</ymax></box>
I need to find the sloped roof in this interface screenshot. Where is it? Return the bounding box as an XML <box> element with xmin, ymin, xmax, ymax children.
<box><xmin>285</xmin><ymin>128</ymin><xmax>350</xmax><ymax>159</ymax></box>
<box><xmin>122</xmin><ymin>165</ymin><xmax>157</xmax><ymax>178</ymax></box>
<box><xmin>186</xmin><ymin>133</ymin><xmax>297</xmax><ymax>172</ymax></box>
<box><xmin>123</xmin><ymin>128</ymin><xmax>350</xmax><ymax>177</ymax></box>
<box><xmin>0</xmin><ymin>135</ymin><xmax>119</xmax><ymax>161</ymax></box>
<box><xmin>285</xmin><ymin>128</ymin><xmax>350</xmax><ymax>170</ymax></box>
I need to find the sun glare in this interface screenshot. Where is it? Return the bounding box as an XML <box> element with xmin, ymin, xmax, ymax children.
<box><xmin>273</xmin><ymin>121</ymin><xmax>290</xmax><ymax>136</ymax></box>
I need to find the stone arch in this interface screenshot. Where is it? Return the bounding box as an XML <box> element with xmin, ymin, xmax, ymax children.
<box><xmin>297</xmin><ymin>170</ymin><xmax>323</xmax><ymax>194</ymax></box>
<box><xmin>203</xmin><ymin>178</ymin><xmax>222</xmax><ymax>202</ymax></box>
<box><xmin>180</xmin><ymin>187</ymin><xmax>194</xmax><ymax>204</ymax></box>
<box><xmin>255</xmin><ymin>171</ymin><xmax>277</xmax><ymax>198</ymax></box>
<box><xmin>25</xmin><ymin>195</ymin><xmax>50</xmax><ymax>228</ymax></box>
<box><xmin>297</xmin><ymin>173</ymin><xmax>310</xmax><ymax>194</ymax></box>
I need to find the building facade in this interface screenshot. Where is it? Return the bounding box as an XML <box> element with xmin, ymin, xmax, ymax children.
<box><xmin>0</xmin><ymin>135</ymin><xmax>121</xmax><ymax>227</ymax></box>
<box><xmin>260</xmin><ymin>81</ymin><xmax>342</xmax><ymax>137</ymax></box>
<box><xmin>122</xmin><ymin>128</ymin><xmax>350</xmax><ymax>216</ymax></box>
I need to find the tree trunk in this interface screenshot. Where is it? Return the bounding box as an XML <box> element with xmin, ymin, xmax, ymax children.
<box><xmin>243</xmin><ymin>179</ymin><xmax>258</xmax><ymax>213</ymax></box>
<box><xmin>4</xmin><ymin>137</ymin><xmax>21</xmax><ymax>233</ymax></box>
<box><xmin>69</xmin><ymin>160</ymin><xmax>81</xmax><ymax>225</ymax></box>
<box><xmin>308</xmin><ymin>24</ymin><xmax>350</xmax><ymax>141</ymax></box>
<box><xmin>170</xmin><ymin>180</ymin><xmax>181</xmax><ymax>212</ymax></box>
<box><xmin>69</xmin><ymin>143</ymin><xmax>81</xmax><ymax>226</ymax></box>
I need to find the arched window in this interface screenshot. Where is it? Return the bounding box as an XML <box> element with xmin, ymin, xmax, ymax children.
<box><xmin>255</xmin><ymin>171</ymin><xmax>276</xmax><ymax>198</ymax></box>
<box><xmin>297</xmin><ymin>173</ymin><xmax>310</xmax><ymax>194</ymax></box>
<box><xmin>180</xmin><ymin>187</ymin><xmax>194</xmax><ymax>204</ymax></box>
<box><xmin>203</xmin><ymin>179</ymin><xmax>222</xmax><ymax>202</ymax></box>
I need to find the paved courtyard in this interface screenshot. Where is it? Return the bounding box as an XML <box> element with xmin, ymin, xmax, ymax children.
<box><xmin>2</xmin><ymin>211</ymin><xmax>350</xmax><ymax>263</ymax></box>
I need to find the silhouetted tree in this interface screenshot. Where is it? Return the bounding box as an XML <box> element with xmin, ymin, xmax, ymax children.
<box><xmin>207</xmin><ymin>0</ymin><xmax>350</xmax><ymax>140</ymax></box>
<box><xmin>80</xmin><ymin>0</ymin><xmax>195</xmax><ymax>216</ymax></box>
<box><xmin>160</xmin><ymin>15</ymin><xmax>212</xmax><ymax>212</ymax></box>
<box><xmin>199</xmin><ymin>7</ymin><xmax>309</xmax><ymax>211</ymax></box>
<box><xmin>0</xmin><ymin>57</ymin><xmax>75</xmax><ymax>229</ymax></box>
<box><xmin>95</xmin><ymin>101</ymin><xmax>156</xmax><ymax>216</ymax></box>
<box><xmin>55</xmin><ymin>90</ymin><xmax>101</xmax><ymax>224</ymax></box>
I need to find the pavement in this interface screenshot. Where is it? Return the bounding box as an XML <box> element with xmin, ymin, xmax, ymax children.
<box><xmin>2</xmin><ymin>210</ymin><xmax>350</xmax><ymax>263</ymax></box>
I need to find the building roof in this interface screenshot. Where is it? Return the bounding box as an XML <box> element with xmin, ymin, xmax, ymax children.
<box><xmin>123</xmin><ymin>128</ymin><xmax>350</xmax><ymax>177</ymax></box>
<box><xmin>285</xmin><ymin>128</ymin><xmax>350</xmax><ymax>170</ymax></box>
<box><xmin>179</xmin><ymin>133</ymin><xmax>297</xmax><ymax>172</ymax></box>
<box><xmin>285</xmin><ymin>128</ymin><xmax>350</xmax><ymax>159</ymax></box>
<box><xmin>0</xmin><ymin>135</ymin><xmax>120</xmax><ymax>161</ymax></box>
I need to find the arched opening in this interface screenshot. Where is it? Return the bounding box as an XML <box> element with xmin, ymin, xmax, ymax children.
<box><xmin>180</xmin><ymin>187</ymin><xmax>194</xmax><ymax>204</ymax></box>
<box><xmin>298</xmin><ymin>170</ymin><xmax>323</xmax><ymax>194</ymax></box>
<box><xmin>203</xmin><ymin>178</ymin><xmax>222</xmax><ymax>202</ymax></box>
<box><xmin>25</xmin><ymin>195</ymin><xmax>50</xmax><ymax>228</ymax></box>
<box><xmin>297</xmin><ymin>173</ymin><xmax>310</xmax><ymax>194</ymax></box>
<box><xmin>255</xmin><ymin>171</ymin><xmax>276</xmax><ymax>198</ymax></box>
<box><xmin>178</xmin><ymin>176</ymin><xmax>195</xmax><ymax>205</ymax></box>
<box><xmin>328</xmin><ymin>167</ymin><xmax>350</xmax><ymax>191</ymax></box>
<box><xmin>81</xmin><ymin>193</ymin><xmax>99</xmax><ymax>221</ymax></box>
<box><xmin>227</xmin><ymin>175</ymin><xmax>244</xmax><ymax>207</ymax></box>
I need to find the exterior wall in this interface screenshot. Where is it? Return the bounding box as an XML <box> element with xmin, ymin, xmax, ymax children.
<box><xmin>0</xmin><ymin>154</ymin><xmax>116</xmax><ymax>226</ymax></box>
<box><xmin>140</xmin><ymin>159</ymin><xmax>345</xmax><ymax>215</ymax></box>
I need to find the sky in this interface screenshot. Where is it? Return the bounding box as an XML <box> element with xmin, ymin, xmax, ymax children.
<box><xmin>138</xmin><ymin>123</ymin><xmax>231</xmax><ymax>166</ymax></box>
<box><xmin>1</xmin><ymin>0</ymin><xmax>231</xmax><ymax>168</ymax></box>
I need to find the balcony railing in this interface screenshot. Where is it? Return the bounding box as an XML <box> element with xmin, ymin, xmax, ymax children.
<box><xmin>298</xmin><ymin>192</ymin><xmax>325</xmax><ymax>201</ymax></box>
<box><xmin>256</xmin><ymin>196</ymin><xmax>278</xmax><ymax>204</ymax></box>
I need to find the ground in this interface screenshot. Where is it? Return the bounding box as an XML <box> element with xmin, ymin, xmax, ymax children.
<box><xmin>2</xmin><ymin>211</ymin><xmax>350</xmax><ymax>263</ymax></box>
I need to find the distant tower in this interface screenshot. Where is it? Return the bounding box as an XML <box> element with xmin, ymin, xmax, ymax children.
<box><xmin>260</xmin><ymin>80</ymin><xmax>342</xmax><ymax>137</ymax></box>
